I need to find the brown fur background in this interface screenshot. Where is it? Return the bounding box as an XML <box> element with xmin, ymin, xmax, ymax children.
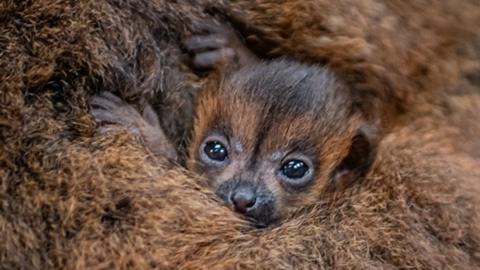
<box><xmin>0</xmin><ymin>0</ymin><xmax>479</xmax><ymax>269</ymax></box>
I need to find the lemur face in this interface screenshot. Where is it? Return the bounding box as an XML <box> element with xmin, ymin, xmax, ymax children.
<box><xmin>188</xmin><ymin>60</ymin><xmax>376</xmax><ymax>227</ymax></box>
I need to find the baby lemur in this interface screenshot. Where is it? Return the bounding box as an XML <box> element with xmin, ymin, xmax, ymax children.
<box><xmin>91</xmin><ymin>20</ymin><xmax>377</xmax><ymax>227</ymax></box>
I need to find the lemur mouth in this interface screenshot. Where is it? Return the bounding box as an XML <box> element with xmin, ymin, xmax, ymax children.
<box><xmin>251</xmin><ymin>215</ymin><xmax>281</xmax><ymax>229</ymax></box>
<box><xmin>254</xmin><ymin>223</ymin><xmax>268</xmax><ymax>229</ymax></box>
<box><xmin>215</xmin><ymin>177</ymin><xmax>279</xmax><ymax>227</ymax></box>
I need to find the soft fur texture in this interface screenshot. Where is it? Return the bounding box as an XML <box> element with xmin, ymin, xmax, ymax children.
<box><xmin>0</xmin><ymin>0</ymin><xmax>479</xmax><ymax>269</ymax></box>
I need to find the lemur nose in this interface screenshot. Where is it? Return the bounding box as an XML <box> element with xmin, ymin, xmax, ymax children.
<box><xmin>230</xmin><ymin>190</ymin><xmax>256</xmax><ymax>213</ymax></box>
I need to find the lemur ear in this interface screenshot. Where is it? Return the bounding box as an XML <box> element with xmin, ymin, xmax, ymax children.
<box><xmin>328</xmin><ymin>125</ymin><xmax>378</xmax><ymax>192</ymax></box>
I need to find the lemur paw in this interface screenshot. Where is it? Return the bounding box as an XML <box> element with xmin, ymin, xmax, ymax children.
<box><xmin>184</xmin><ymin>19</ymin><xmax>256</xmax><ymax>71</ymax></box>
<box><xmin>90</xmin><ymin>92</ymin><xmax>177</xmax><ymax>161</ymax></box>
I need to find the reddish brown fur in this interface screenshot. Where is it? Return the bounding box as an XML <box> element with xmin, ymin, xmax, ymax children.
<box><xmin>1</xmin><ymin>0</ymin><xmax>479</xmax><ymax>269</ymax></box>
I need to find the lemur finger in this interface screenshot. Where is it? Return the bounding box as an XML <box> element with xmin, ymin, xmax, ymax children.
<box><xmin>189</xmin><ymin>18</ymin><xmax>223</xmax><ymax>34</ymax></box>
<box><xmin>192</xmin><ymin>48</ymin><xmax>235</xmax><ymax>70</ymax></box>
<box><xmin>150</xmin><ymin>141</ymin><xmax>178</xmax><ymax>162</ymax></box>
<box><xmin>91</xmin><ymin>108</ymin><xmax>121</xmax><ymax>124</ymax></box>
<box><xmin>90</xmin><ymin>96</ymin><xmax>118</xmax><ymax>111</ymax></box>
<box><xmin>99</xmin><ymin>91</ymin><xmax>124</xmax><ymax>105</ymax></box>
<box><xmin>192</xmin><ymin>19</ymin><xmax>240</xmax><ymax>41</ymax></box>
<box><xmin>144</xmin><ymin>128</ymin><xmax>178</xmax><ymax>162</ymax></box>
<box><xmin>91</xmin><ymin>108</ymin><xmax>139</xmax><ymax>127</ymax></box>
<box><xmin>142</xmin><ymin>104</ymin><xmax>161</xmax><ymax>129</ymax></box>
<box><xmin>184</xmin><ymin>35</ymin><xmax>228</xmax><ymax>53</ymax></box>
<box><xmin>90</xmin><ymin>92</ymin><xmax>124</xmax><ymax>111</ymax></box>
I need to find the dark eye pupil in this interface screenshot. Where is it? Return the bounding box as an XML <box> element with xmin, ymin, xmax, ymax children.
<box><xmin>204</xmin><ymin>141</ymin><xmax>228</xmax><ymax>161</ymax></box>
<box><xmin>281</xmin><ymin>160</ymin><xmax>309</xmax><ymax>179</ymax></box>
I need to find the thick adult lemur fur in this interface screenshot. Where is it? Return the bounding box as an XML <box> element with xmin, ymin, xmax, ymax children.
<box><xmin>1</xmin><ymin>0</ymin><xmax>479</xmax><ymax>269</ymax></box>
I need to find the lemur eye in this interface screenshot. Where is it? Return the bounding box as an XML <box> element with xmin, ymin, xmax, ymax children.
<box><xmin>281</xmin><ymin>160</ymin><xmax>309</xmax><ymax>179</ymax></box>
<box><xmin>278</xmin><ymin>157</ymin><xmax>313</xmax><ymax>189</ymax></box>
<box><xmin>204</xmin><ymin>141</ymin><xmax>228</xmax><ymax>162</ymax></box>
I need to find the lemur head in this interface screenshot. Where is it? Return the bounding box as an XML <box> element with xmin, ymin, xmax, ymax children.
<box><xmin>188</xmin><ymin>60</ymin><xmax>377</xmax><ymax>227</ymax></box>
